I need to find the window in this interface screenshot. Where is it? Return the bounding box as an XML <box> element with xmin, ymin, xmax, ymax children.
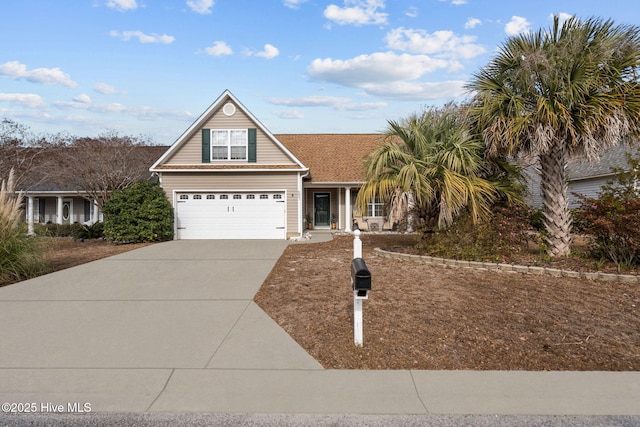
<box><xmin>206</xmin><ymin>194</ymin><xmax>215</xmax><ymax>199</ymax></box>
<box><xmin>233</xmin><ymin>194</ymin><xmax>242</xmax><ymax>199</ymax></box>
<box><xmin>179</xmin><ymin>194</ymin><xmax>189</xmax><ymax>200</ymax></box>
<box><xmin>193</xmin><ymin>195</ymin><xmax>202</xmax><ymax>200</ymax></box>
<box><xmin>273</xmin><ymin>194</ymin><xmax>282</xmax><ymax>200</ymax></box>
<box><xmin>84</xmin><ymin>200</ymin><xmax>91</xmax><ymax>222</ymax></box>
<box><xmin>220</xmin><ymin>194</ymin><xmax>229</xmax><ymax>200</ymax></box>
<box><xmin>260</xmin><ymin>194</ymin><xmax>269</xmax><ymax>199</ymax></box>
<box><xmin>246</xmin><ymin>194</ymin><xmax>255</xmax><ymax>199</ymax></box>
<box><xmin>366</xmin><ymin>196</ymin><xmax>384</xmax><ymax>217</ymax></box>
<box><xmin>211</xmin><ymin>129</ymin><xmax>247</xmax><ymax>161</ymax></box>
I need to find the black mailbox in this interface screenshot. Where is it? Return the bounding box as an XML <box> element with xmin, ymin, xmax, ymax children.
<box><xmin>351</xmin><ymin>258</ymin><xmax>371</xmax><ymax>292</ymax></box>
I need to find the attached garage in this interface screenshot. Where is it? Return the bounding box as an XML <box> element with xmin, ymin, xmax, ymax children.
<box><xmin>175</xmin><ymin>191</ymin><xmax>286</xmax><ymax>239</ymax></box>
<box><xmin>150</xmin><ymin>90</ymin><xmax>308</xmax><ymax>240</ymax></box>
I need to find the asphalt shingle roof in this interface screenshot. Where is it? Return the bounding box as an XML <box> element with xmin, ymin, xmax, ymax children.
<box><xmin>276</xmin><ymin>134</ymin><xmax>383</xmax><ymax>183</ymax></box>
<box><xmin>567</xmin><ymin>143</ymin><xmax>638</xmax><ymax>180</ymax></box>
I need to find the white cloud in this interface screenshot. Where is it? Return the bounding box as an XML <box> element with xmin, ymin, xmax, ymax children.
<box><xmin>283</xmin><ymin>0</ymin><xmax>307</xmax><ymax>9</ymax></box>
<box><xmin>255</xmin><ymin>44</ymin><xmax>280</xmax><ymax>59</ymax></box>
<box><xmin>267</xmin><ymin>95</ymin><xmax>386</xmax><ymax>111</ymax></box>
<box><xmin>324</xmin><ymin>0</ymin><xmax>388</xmax><ymax>26</ymax></box>
<box><xmin>386</xmin><ymin>27</ymin><xmax>485</xmax><ymax>59</ymax></box>
<box><xmin>110</xmin><ymin>30</ymin><xmax>175</xmax><ymax>44</ymax></box>
<box><xmin>451</xmin><ymin>0</ymin><xmax>466</xmax><ymax>4</ymax></box>
<box><xmin>0</xmin><ymin>93</ymin><xmax>46</xmax><ymax>108</ymax></box>
<box><xmin>505</xmin><ymin>16</ymin><xmax>531</xmax><ymax>36</ymax></box>
<box><xmin>73</xmin><ymin>94</ymin><xmax>92</xmax><ymax>104</ymax></box>
<box><xmin>53</xmin><ymin>98</ymin><xmax>193</xmax><ymax>121</ymax></box>
<box><xmin>308</xmin><ymin>52</ymin><xmax>450</xmax><ymax>86</ymax></box>
<box><xmin>405</xmin><ymin>6</ymin><xmax>418</xmax><ymax>18</ymax></box>
<box><xmin>204</xmin><ymin>41</ymin><xmax>233</xmax><ymax>56</ymax></box>
<box><xmin>0</xmin><ymin>61</ymin><xmax>77</xmax><ymax>88</ymax></box>
<box><xmin>307</xmin><ymin>50</ymin><xmax>468</xmax><ymax>101</ymax></box>
<box><xmin>268</xmin><ymin>96</ymin><xmax>352</xmax><ymax>107</ymax></box>
<box><xmin>361</xmin><ymin>80</ymin><xmax>466</xmax><ymax>100</ymax></box>
<box><xmin>465</xmin><ymin>17</ymin><xmax>481</xmax><ymax>29</ymax></box>
<box><xmin>106</xmin><ymin>0</ymin><xmax>137</xmax><ymax>11</ymax></box>
<box><xmin>94</xmin><ymin>82</ymin><xmax>124</xmax><ymax>94</ymax></box>
<box><xmin>273</xmin><ymin>110</ymin><xmax>305</xmax><ymax>119</ymax></box>
<box><xmin>186</xmin><ymin>0</ymin><xmax>214</xmax><ymax>14</ymax></box>
<box><xmin>550</xmin><ymin>12</ymin><xmax>574</xmax><ymax>25</ymax></box>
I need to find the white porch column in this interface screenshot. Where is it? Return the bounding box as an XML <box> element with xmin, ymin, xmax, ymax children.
<box><xmin>57</xmin><ymin>196</ymin><xmax>64</xmax><ymax>225</ymax></box>
<box><xmin>92</xmin><ymin>200</ymin><xmax>99</xmax><ymax>224</ymax></box>
<box><xmin>345</xmin><ymin>186</ymin><xmax>352</xmax><ymax>232</ymax></box>
<box><xmin>338</xmin><ymin>187</ymin><xmax>342</xmax><ymax>230</ymax></box>
<box><xmin>27</xmin><ymin>196</ymin><xmax>34</xmax><ymax>235</ymax></box>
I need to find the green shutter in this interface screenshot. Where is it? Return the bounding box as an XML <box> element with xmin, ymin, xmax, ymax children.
<box><xmin>248</xmin><ymin>128</ymin><xmax>257</xmax><ymax>163</ymax></box>
<box><xmin>202</xmin><ymin>129</ymin><xmax>210</xmax><ymax>163</ymax></box>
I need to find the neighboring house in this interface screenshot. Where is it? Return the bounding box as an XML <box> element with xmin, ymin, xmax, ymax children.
<box><xmin>17</xmin><ymin>145</ymin><xmax>167</xmax><ymax>233</ymax></box>
<box><xmin>524</xmin><ymin>142</ymin><xmax>638</xmax><ymax>208</ymax></box>
<box><xmin>150</xmin><ymin>90</ymin><xmax>386</xmax><ymax>240</ymax></box>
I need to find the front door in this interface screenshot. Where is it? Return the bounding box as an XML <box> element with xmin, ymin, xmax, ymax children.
<box><xmin>314</xmin><ymin>193</ymin><xmax>330</xmax><ymax>227</ymax></box>
<box><xmin>62</xmin><ymin>200</ymin><xmax>72</xmax><ymax>224</ymax></box>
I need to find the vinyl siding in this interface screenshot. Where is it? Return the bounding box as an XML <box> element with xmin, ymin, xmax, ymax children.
<box><xmin>165</xmin><ymin>100</ymin><xmax>294</xmax><ymax>166</ymax></box>
<box><xmin>160</xmin><ymin>171</ymin><xmax>301</xmax><ymax>236</ymax></box>
<box><xmin>568</xmin><ymin>177</ymin><xmax>610</xmax><ymax>207</ymax></box>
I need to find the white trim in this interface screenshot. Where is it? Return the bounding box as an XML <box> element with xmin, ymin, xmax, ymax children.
<box><xmin>210</xmin><ymin>129</ymin><xmax>248</xmax><ymax>161</ymax></box>
<box><xmin>152</xmin><ymin>167</ymin><xmax>307</xmax><ymax>173</ymax></box>
<box><xmin>150</xmin><ymin>90</ymin><xmax>307</xmax><ymax>172</ymax></box>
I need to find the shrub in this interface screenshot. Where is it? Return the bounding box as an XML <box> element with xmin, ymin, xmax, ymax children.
<box><xmin>574</xmin><ymin>195</ymin><xmax>640</xmax><ymax>271</ymax></box>
<box><xmin>417</xmin><ymin>203</ymin><xmax>538</xmax><ymax>262</ymax></box>
<box><xmin>103</xmin><ymin>181</ymin><xmax>173</xmax><ymax>243</ymax></box>
<box><xmin>73</xmin><ymin>221</ymin><xmax>104</xmax><ymax>240</ymax></box>
<box><xmin>573</xmin><ymin>151</ymin><xmax>640</xmax><ymax>271</ymax></box>
<box><xmin>0</xmin><ymin>170</ymin><xmax>47</xmax><ymax>283</ymax></box>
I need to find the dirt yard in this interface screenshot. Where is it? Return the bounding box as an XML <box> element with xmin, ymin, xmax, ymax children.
<box><xmin>254</xmin><ymin>234</ymin><xmax>640</xmax><ymax>371</ymax></box>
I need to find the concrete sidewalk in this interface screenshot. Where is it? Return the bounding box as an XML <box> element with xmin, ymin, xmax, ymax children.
<box><xmin>0</xmin><ymin>238</ymin><xmax>639</xmax><ymax>417</ymax></box>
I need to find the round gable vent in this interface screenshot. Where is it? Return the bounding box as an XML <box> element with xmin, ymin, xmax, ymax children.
<box><xmin>222</xmin><ymin>103</ymin><xmax>236</xmax><ymax>116</ymax></box>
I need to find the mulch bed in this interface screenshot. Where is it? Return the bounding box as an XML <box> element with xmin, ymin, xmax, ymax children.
<box><xmin>255</xmin><ymin>234</ymin><xmax>640</xmax><ymax>370</ymax></box>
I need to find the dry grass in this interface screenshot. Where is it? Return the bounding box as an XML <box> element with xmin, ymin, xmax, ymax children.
<box><xmin>255</xmin><ymin>234</ymin><xmax>640</xmax><ymax>370</ymax></box>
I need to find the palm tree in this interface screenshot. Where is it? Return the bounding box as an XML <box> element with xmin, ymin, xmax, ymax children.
<box><xmin>467</xmin><ymin>16</ymin><xmax>640</xmax><ymax>257</ymax></box>
<box><xmin>356</xmin><ymin>104</ymin><xmax>521</xmax><ymax>231</ymax></box>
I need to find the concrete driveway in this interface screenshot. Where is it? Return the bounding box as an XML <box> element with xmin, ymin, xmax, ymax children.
<box><xmin>0</xmin><ymin>238</ymin><xmax>639</xmax><ymax>417</ymax></box>
<box><xmin>0</xmin><ymin>240</ymin><xmax>323</xmax><ymax>412</ymax></box>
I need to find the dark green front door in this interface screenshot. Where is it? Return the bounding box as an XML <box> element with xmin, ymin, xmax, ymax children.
<box><xmin>314</xmin><ymin>193</ymin><xmax>330</xmax><ymax>226</ymax></box>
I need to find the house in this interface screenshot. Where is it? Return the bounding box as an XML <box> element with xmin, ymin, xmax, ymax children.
<box><xmin>150</xmin><ymin>90</ymin><xmax>386</xmax><ymax>240</ymax></box>
<box><xmin>17</xmin><ymin>145</ymin><xmax>167</xmax><ymax>234</ymax></box>
<box><xmin>524</xmin><ymin>142</ymin><xmax>638</xmax><ymax>208</ymax></box>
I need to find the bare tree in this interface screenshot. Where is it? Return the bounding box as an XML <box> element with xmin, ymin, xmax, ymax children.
<box><xmin>0</xmin><ymin>119</ymin><xmax>47</xmax><ymax>190</ymax></box>
<box><xmin>47</xmin><ymin>131</ymin><xmax>166</xmax><ymax>209</ymax></box>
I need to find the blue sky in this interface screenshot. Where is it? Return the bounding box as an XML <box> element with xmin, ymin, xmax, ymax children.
<box><xmin>1</xmin><ymin>0</ymin><xmax>639</xmax><ymax>145</ymax></box>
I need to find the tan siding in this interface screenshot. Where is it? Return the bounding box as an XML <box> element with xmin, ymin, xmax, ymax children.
<box><xmin>165</xmin><ymin>99</ymin><xmax>294</xmax><ymax>166</ymax></box>
<box><xmin>160</xmin><ymin>171</ymin><xmax>301</xmax><ymax>235</ymax></box>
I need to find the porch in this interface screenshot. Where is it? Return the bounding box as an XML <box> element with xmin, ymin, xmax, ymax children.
<box><xmin>24</xmin><ymin>193</ymin><xmax>102</xmax><ymax>234</ymax></box>
<box><xmin>302</xmin><ymin>186</ymin><xmax>392</xmax><ymax>233</ymax></box>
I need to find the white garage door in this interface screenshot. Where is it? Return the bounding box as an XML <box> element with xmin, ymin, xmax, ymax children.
<box><xmin>175</xmin><ymin>192</ymin><xmax>286</xmax><ymax>239</ymax></box>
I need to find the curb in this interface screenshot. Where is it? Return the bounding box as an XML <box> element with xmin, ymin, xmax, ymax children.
<box><xmin>373</xmin><ymin>248</ymin><xmax>640</xmax><ymax>283</ymax></box>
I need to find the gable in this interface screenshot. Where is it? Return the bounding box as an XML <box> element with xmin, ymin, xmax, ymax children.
<box><xmin>151</xmin><ymin>91</ymin><xmax>305</xmax><ymax>171</ymax></box>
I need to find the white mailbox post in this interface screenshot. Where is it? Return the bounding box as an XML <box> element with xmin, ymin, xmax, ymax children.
<box><xmin>351</xmin><ymin>230</ymin><xmax>371</xmax><ymax>347</ymax></box>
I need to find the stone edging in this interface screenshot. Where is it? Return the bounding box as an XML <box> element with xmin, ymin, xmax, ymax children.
<box><xmin>373</xmin><ymin>248</ymin><xmax>640</xmax><ymax>284</ymax></box>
